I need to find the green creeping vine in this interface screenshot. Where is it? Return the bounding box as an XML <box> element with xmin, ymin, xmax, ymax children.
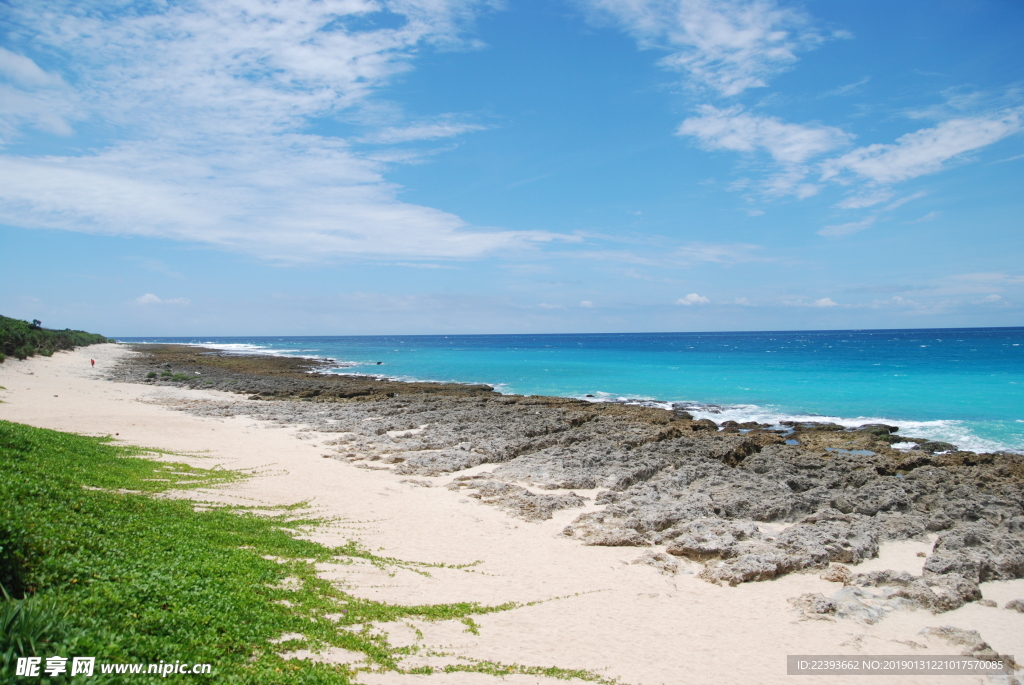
<box><xmin>0</xmin><ymin>421</ymin><xmax>618</xmax><ymax>684</ymax></box>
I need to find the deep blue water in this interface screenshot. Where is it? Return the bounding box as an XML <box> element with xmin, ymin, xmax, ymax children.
<box><xmin>117</xmin><ymin>328</ymin><xmax>1024</xmax><ymax>453</ymax></box>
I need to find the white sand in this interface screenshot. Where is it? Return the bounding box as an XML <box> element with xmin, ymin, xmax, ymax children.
<box><xmin>3</xmin><ymin>344</ymin><xmax>1022</xmax><ymax>685</ymax></box>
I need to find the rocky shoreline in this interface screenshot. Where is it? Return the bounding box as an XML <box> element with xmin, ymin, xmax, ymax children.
<box><xmin>113</xmin><ymin>344</ymin><xmax>1024</xmax><ymax>627</ymax></box>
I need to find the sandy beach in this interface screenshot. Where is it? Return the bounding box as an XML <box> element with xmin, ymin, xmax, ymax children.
<box><xmin>2</xmin><ymin>343</ymin><xmax>1022</xmax><ymax>685</ymax></box>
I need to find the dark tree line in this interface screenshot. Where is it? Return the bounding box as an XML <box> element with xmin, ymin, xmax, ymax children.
<box><xmin>0</xmin><ymin>315</ymin><xmax>112</xmax><ymax>363</ymax></box>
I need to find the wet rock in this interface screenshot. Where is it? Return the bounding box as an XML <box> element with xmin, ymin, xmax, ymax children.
<box><xmin>859</xmin><ymin>424</ymin><xmax>899</xmax><ymax>435</ymax></box>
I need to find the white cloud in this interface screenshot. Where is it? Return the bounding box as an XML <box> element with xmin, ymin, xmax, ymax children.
<box><xmin>884</xmin><ymin>191</ymin><xmax>927</xmax><ymax>211</ymax></box>
<box><xmin>818</xmin><ymin>216</ymin><xmax>875</xmax><ymax>238</ymax></box>
<box><xmin>678</xmin><ymin>105</ymin><xmax>850</xmax><ymax>164</ymax></box>
<box><xmin>903</xmin><ymin>210</ymin><xmax>940</xmax><ymax>224</ymax></box>
<box><xmin>582</xmin><ymin>0</ymin><xmax>826</xmax><ymax>95</ymax></box>
<box><xmin>135</xmin><ymin>293</ymin><xmax>190</xmax><ymax>305</ymax></box>
<box><xmin>392</xmin><ymin>262</ymin><xmax>460</xmax><ymax>269</ymax></box>
<box><xmin>0</xmin><ymin>84</ymin><xmax>75</xmax><ymax>138</ymax></box>
<box><xmin>821</xmin><ymin>110</ymin><xmax>1023</xmax><ymax>184</ymax></box>
<box><xmin>678</xmin><ymin>105</ymin><xmax>850</xmax><ymax>198</ymax></box>
<box><xmin>734</xmin><ymin>297</ymin><xmax>753</xmax><ymax>306</ymax></box>
<box><xmin>675</xmin><ymin>241</ymin><xmax>766</xmax><ymax>264</ymax></box>
<box><xmin>675</xmin><ymin>293</ymin><xmax>710</xmax><ymax>305</ymax></box>
<box><xmin>761</xmin><ymin>168</ymin><xmax>820</xmax><ymax>198</ymax></box>
<box><xmin>359</xmin><ymin>119</ymin><xmax>487</xmax><ymax>144</ymax></box>
<box><xmin>0</xmin><ymin>48</ymin><xmax>74</xmax><ymax>140</ymax></box>
<box><xmin>580</xmin><ymin>300</ymin><xmax>595</xmax><ymax>308</ymax></box>
<box><xmin>0</xmin><ymin>0</ymin><xmax>559</xmax><ymax>261</ymax></box>
<box><xmin>835</xmin><ymin>189</ymin><xmax>892</xmax><ymax>209</ymax></box>
<box><xmin>820</xmin><ymin>76</ymin><xmax>869</xmax><ymax>98</ymax></box>
<box><xmin>951</xmin><ymin>272</ymin><xmax>1024</xmax><ymax>286</ymax></box>
<box><xmin>0</xmin><ymin>47</ymin><xmax>63</xmax><ymax>88</ymax></box>
<box><xmin>993</xmin><ymin>153</ymin><xmax>1024</xmax><ymax>164</ymax></box>
<box><xmin>782</xmin><ymin>296</ymin><xmax>839</xmax><ymax>307</ymax></box>
<box><xmin>910</xmin><ymin>271</ymin><xmax>1024</xmax><ymax>300</ymax></box>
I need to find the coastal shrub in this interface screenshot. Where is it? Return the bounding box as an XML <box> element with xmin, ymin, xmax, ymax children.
<box><xmin>0</xmin><ymin>422</ymin><xmax>615</xmax><ymax>684</ymax></box>
<box><xmin>145</xmin><ymin>371</ymin><xmax>157</xmax><ymax>379</ymax></box>
<box><xmin>0</xmin><ymin>591</ymin><xmax>87</xmax><ymax>670</ymax></box>
<box><xmin>0</xmin><ymin>315</ymin><xmax>109</xmax><ymax>363</ymax></box>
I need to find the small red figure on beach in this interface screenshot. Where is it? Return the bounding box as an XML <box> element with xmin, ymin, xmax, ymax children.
<box><xmin>91</xmin><ymin>359</ymin><xmax>95</xmax><ymax>367</ymax></box>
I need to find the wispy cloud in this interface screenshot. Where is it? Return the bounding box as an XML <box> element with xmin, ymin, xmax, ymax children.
<box><xmin>818</xmin><ymin>216</ymin><xmax>876</xmax><ymax>238</ymax></box>
<box><xmin>681</xmin><ymin>103</ymin><xmax>1024</xmax><ymax>207</ymax></box>
<box><xmin>820</xmin><ymin>76</ymin><xmax>869</xmax><ymax>98</ymax></box>
<box><xmin>135</xmin><ymin>293</ymin><xmax>190</xmax><ymax>305</ymax></box>
<box><xmin>835</xmin><ymin>189</ymin><xmax>892</xmax><ymax>209</ymax></box>
<box><xmin>580</xmin><ymin>0</ymin><xmax>829</xmax><ymax>96</ymax></box>
<box><xmin>884</xmin><ymin>191</ymin><xmax>927</xmax><ymax>211</ymax></box>
<box><xmin>126</xmin><ymin>257</ymin><xmax>184</xmax><ymax>279</ymax></box>
<box><xmin>903</xmin><ymin>210</ymin><xmax>940</xmax><ymax>224</ymax></box>
<box><xmin>991</xmin><ymin>153</ymin><xmax>1024</xmax><ymax>164</ymax></box>
<box><xmin>0</xmin><ymin>0</ymin><xmax>560</xmax><ymax>262</ymax></box>
<box><xmin>677</xmin><ymin>105</ymin><xmax>852</xmax><ymax>200</ymax></box>
<box><xmin>678</xmin><ymin>105</ymin><xmax>850</xmax><ymax>164</ymax></box>
<box><xmin>0</xmin><ymin>47</ymin><xmax>74</xmax><ymax>139</ymax></box>
<box><xmin>674</xmin><ymin>241</ymin><xmax>767</xmax><ymax>264</ymax></box>
<box><xmin>782</xmin><ymin>296</ymin><xmax>840</xmax><ymax>307</ymax></box>
<box><xmin>358</xmin><ymin>118</ymin><xmax>487</xmax><ymax>144</ymax></box>
<box><xmin>820</xmin><ymin>110</ymin><xmax>1023</xmax><ymax>184</ymax></box>
<box><xmin>950</xmin><ymin>272</ymin><xmax>1024</xmax><ymax>286</ymax></box>
<box><xmin>0</xmin><ymin>47</ymin><xmax>63</xmax><ymax>88</ymax></box>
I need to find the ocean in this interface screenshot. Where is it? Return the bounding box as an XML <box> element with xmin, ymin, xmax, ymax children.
<box><xmin>117</xmin><ymin>328</ymin><xmax>1024</xmax><ymax>454</ymax></box>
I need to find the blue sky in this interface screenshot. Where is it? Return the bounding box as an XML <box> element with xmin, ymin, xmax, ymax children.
<box><xmin>1</xmin><ymin>0</ymin><xmax>1022</xmax><ymax>335</ymax></box>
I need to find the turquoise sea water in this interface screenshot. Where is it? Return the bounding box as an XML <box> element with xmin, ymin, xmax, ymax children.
<box><xmin>118</xmin><ymin>328</ymin><xmax>1024</xmax><ymax>453</ymax></box>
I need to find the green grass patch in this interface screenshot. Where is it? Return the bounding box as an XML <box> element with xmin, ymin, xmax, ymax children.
<box><xmin>0</xmin><ymin>421</ymin><xmax>614</xmax><ymax>684</ymax></box>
